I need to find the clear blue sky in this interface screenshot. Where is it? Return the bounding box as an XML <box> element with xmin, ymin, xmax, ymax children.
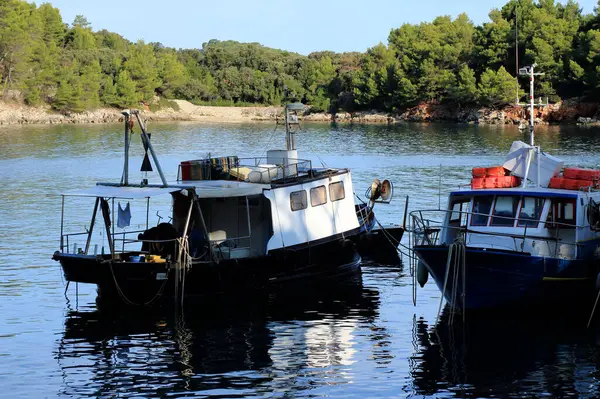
<box><xmin>48</xmin><ymin>0</ymin><xmax>598</xmax><ymax>55</ymax></box>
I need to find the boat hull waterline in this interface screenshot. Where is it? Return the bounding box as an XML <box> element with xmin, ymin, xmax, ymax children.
<box><xmin>414</xmin><ymin>245</ymin><xmax>596</xmax><ymax>310</ymax></box>
<box><xmin>55</xmin><ymin>238</ymin><xmax>362</xmax><ymax>304</ymax></box>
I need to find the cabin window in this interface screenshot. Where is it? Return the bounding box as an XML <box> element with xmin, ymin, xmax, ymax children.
<box><xmin>449</xmin><ymin>200</ymin><xmax>469</xmax><ymax>226</ymax></box>
<box><xmin>329</xmin><ymin>181</ymin><xmax>345</xmax><ymax>201</ymax></box>
<box><xmin>491</xmin><ymin>196</ymin><xmax>519</xmax><ymax>226</ymax></box>
<box><xmin>290</xmin><ymin>190</ymin><xmax>307</xmax><ymax>211</ymax></box>
<box><xmin>310</xmin><ymin>186</ymin><xmax>327</xmax><ymax>207</ymax></box>
<box><xmin>517</xmin><ymin>197</ymin><xmax>545</xmax><ymax>227</ymax></box>
<box><xmin>547</xmin><ymin>199</ymin><xmax>576</xmax><ymax>228</ymax></box>
<box><xmin>471</xmin><ymin>197</ymin><xmax>493</xmax><ymax>226</ymax></box>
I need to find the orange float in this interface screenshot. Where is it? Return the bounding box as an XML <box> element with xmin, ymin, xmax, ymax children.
<box><xmin>563</xmin><ymin>167</ymin><xmax>600</xmax><ymax>181</ymax></box>
<box><xmin>471</xmin><ymin>175</ymin><xmax>521</xmax><ymax>189</ymax></box>
<box><xmin>549</xmin><ymin>176</ymin><xmax>595</xmax><ymax>190</ymax></box>
<box><xmin>472</xmin><ymin>166</ymin><xmax>508</xmax><ymax>178</ymax></box>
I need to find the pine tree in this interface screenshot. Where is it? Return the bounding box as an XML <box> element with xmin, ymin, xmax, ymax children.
<box><xmin>157</xmin><ymin>51</ymin><xmax>186</xmax><ymax>98</ymax></box>
<box><xmin>124</xmin><ymin>41</ymin><xmax>161</xmax><ymax>102</ymax></box>
<box><xmin>80</xmin><ymin>60</ymin><xmax>102</xmax><ymax>108</ymax></box>
<box><xmin>115</xmin><ymin>69</ymin><xmax>137</xmax><ymax>107</ymax></box>
<box><xmin>69</xmin><ymin>76</ymin><xmax>85</xmax><ymax>113</ymax></box>
<box><xmin>0</xmin><ymin>0</ymin><xmax>41</xmax><ymax>93</ymax></box>
<box><xmin>478</xmin><ymin>66</ymin><xmax>521</xmax><ymax>106</ymax></box>
<box><xmin>449</xmin><ymin>65</ymin><xmax>479</xmax><ymax>106</ymax></box>
<box><xmin>101</xmin><ymin>76</ymin><xmax>118</xmax><ymax>106</ymax></box>
<box><xmin>53</xmin><ymin>80</ymin><xmax>73</xmax><ymax>112</ymax></box>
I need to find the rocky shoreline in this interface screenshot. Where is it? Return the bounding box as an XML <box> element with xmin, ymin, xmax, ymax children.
<box><xmin>0</xmin><ymin>98</ymin><xmax>598</xmax><ymax>126</ymax></box>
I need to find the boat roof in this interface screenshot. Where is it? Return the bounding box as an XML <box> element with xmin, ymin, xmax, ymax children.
<box><xmin>181</xmin><ymin>180</ymin><xmax>270</xmax><ymax>198</ymax></box>
<box><xmin>449</xmin><ymin>187</ymin><xmax>587</xmax><ymax>199</ymax></box>
<box><xmin>63</xmin><ymin>184</ymin><xmax>193</xmax><ymax>199</ymax></box>
<box><xmin>62</xmin><ymin>180</ymin><xmax>270</xmax><ymax>199</ymax></box>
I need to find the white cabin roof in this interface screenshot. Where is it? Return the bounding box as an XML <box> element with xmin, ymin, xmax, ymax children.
<box><xmin>63</xmin><ymin>180</ymin><xmax>270</xmax><ymax>199</ymax></box>
<box><xmin>182</xmin><ymin>180</ymin><xmax>270</xmax><ymax>198</ymax></box>
<box><xmin>450</xmin><ymin>186</ymin><xmax>594</xmax><ymax>199</ymax></box>
<box><xmin>63</xmin><ymin>184</ymin><xmax>191</xmax><ymax>199</ymax></box>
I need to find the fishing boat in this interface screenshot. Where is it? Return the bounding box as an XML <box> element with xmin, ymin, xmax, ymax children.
<box><xmin>410</xmin><ymin>64</ymin><xmax>600</xmax><ymax>310</ymax></box>
<box><xmin>52</xmin><ymin>99</ymin><xmax>400</xmax><ymax>305</ymax></box>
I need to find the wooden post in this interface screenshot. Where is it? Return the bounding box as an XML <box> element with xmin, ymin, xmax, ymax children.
<box><xmin>60</xmin><ymin>195</ymin><xmax>65</xmax><ymax>251</ymax></box>
<box><xmin>123</xmin><ymin>113</ymin><xmax>130</xmax><ymax>185</ymax></box>
<box><xmin>100</xmin><ymin>199</ymin><xmax>114</xmax><ymax>258</ymax></box>
<box><xmin>84</xmin><ymin>197</ymin><xmax>100</xmax><ymax>254</ymax></box>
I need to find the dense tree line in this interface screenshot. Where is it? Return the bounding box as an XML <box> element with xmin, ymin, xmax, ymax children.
<box><xmin>0</xmin><ymin>0</ymin><xmax>599</xmax><ymax>114</ymax></box>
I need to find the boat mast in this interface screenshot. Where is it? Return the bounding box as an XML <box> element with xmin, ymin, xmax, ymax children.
<box><xmin>283</xmin><ymin>86</ymin><xmax>297</xmax><ymax>151</ymax></box>
<box><xmin>284</xmin><ymin>101</ymin><xmax>292</xmax><ymax>151</ymax></box>
<box><xmin>519</xmin><ymin>63</ymin><xmax>545</xmax><ymax>146</ymax></box>
<box><xmin>517</xmin><ymin>63</ymin><xmax>547</xmax><ymax>188</ymax></box>
<box><xmin>515</xmin><ymin>1</ymin><xmax>519</xmax><ymax>106</ymax></box>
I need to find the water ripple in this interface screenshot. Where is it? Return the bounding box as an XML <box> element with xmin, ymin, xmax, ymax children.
<box><xmin>2</xmin><ymin>122</ymin><xmax>600</xmax><ymax>397</ymax></box>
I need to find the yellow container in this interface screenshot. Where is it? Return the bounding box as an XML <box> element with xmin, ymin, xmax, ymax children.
<box><xmin>145</xmin><ymin>255</ymin><xmax>165</xmax><ymax>263</ymax></box>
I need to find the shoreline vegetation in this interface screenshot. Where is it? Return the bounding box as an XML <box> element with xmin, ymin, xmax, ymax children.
<box><xmin>0</xmin><ymin>100</ymin><xmax>600</xmax><ymax>126</ymax></box>
<box><xmin>1</xmin><ymin>99</ymin><xmax>599</xmax><ymax>126</ymax></box>
<box><xmin>1</xmin><ymin>0</ymin><xmax>600</xmax><ymax>127</ymax></box>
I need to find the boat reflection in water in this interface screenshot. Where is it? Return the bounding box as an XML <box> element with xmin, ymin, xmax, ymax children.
<box><xmin>408</xmin><ymin>306</ymin><xmax>600</xmax><ymax>398</ymax></box>
<box><xmin>55</xmin><ymin>276</ymin><xmax>379</xmax><ymax>398</ymax></box>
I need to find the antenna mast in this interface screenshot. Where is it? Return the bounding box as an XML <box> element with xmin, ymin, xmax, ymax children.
<box><xmin>518</xmin><ymin>63</ymin><xmax>546</xmax><ymax>146</ymax></box>
<box><xmin>515</xmin><ymin>2</ymin><xmax>519</xmax><ymax>105</ymax></box>
<box><xmin>516</xmin><ymin>63</ymin><xmax>548</xmax><ymax>188</ymax></box>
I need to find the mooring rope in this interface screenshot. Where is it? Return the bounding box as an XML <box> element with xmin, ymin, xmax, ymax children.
<box><xmin>437</xmin><ymin>237</ymin><xmax>466</xmax><ymax>325</ymax></box>
<box><xmin>108</xmin><ymin>260</ymin><xmax>168</xmax><ymax>306</ymax></box>
<box><xmin>175</xmin><ymin>237</ymin><xmax>193</xmax><ymax>307</ymax></box>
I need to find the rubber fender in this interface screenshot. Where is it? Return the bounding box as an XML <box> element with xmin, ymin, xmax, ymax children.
<box><xmin>417</xmin><ymin>260</ymin><xmax>429</xmax><ymax>288</ymax></box>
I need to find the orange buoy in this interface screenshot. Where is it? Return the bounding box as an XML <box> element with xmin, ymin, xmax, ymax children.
<box><xmin>471</xmin><ymin>177</ymin><xmax>484</xmax><ymax>189</ymax></box>
<box><xmin>472</xmin><ymin>167</ymin><xmax>487</xmax><ymax>178</ymax></box>
<box><xmin>483</xmin><ymin>177</ymin><xmax>498</xmax><ymax>188</ymax></box>
<box><xmin>485</xmin><ymin>166</ymin><xmax>507</xmax><ymax>177</ymax></box>
<box><xmin>472</xmin><ymin>166</ymin><xmax>508</xmax><ymax>178</ymax></box>
<box><xmin>575</xmin><ymin>179</ymin><xmax>594</xmax><ymax>189</ymax></box>
<box><xmin>496</xmin><ymin>175</ymin><xmax>521</xmax><ymax>188</ymax></box>
<box><xmin>549</xmin><ymin>177</ymin><xmax>565</xmax><ymax>189</ymax></box>
<box><xmin>564</xmin><ymin>167</ymin><xmax>600</xmax><ymax>181</ymax></box>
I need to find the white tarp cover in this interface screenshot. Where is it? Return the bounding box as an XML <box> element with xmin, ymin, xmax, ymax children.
<box><xmin>187</xmin><ymin>180</ymin><xmax>270</xmax><ymax>198</ymax></box>
<box><xmin>503</xmin><ymin>140</ymin><xmax>563</xmax><ymax>187</ymax></box>
<box><xmin>63</xmin><ymin>184</ymin><xmax>190</xmax><ymax>199</ymax></box>
<box><xmin>64</xmin><ymin>181</ymin><xmax>270</xmax><ymax>199</ymax></box>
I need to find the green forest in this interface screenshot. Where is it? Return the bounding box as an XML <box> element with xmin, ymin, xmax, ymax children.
<box><xmin>1</xmin><ymin>0</ymin><xmax>599</xmax><ymax>114</ymax></box>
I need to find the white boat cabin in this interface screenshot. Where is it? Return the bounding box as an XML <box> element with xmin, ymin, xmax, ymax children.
<box><xmin>171</xmin><ymin>165</ymin><xmax>359</xmax><ymax>261</ymax></box>
<box><xmin>441</xmin><ymin>188</ymin><xmax>600</xmax><ymax>260</ymax></box>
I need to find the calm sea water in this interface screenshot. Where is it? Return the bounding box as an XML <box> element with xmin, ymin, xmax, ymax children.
<box><xmin>2</xmin><ymin>121</ymin><xmax>600</xmax><ymax>398</ymax></box>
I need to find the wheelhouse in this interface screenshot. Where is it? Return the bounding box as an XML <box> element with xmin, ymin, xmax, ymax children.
<box><xmin>440</xmin><ymin>189</ymin><xmax>591</xmax><ymax>259</ymax></box>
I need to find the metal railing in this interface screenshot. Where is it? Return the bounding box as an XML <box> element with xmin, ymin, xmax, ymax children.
<box><xmin>60</xmin><ymin>228</ymin><xmax>255</xmax><ymax>262</ymax></box>
<box><xmin>409</xmin><ymin>208</ymin><xmax>582</xmax><ymax>258</ymax></box>
<box><xmin>177</xmin><ymin>156</ymin><xmax>314</xmax><ymax>184</ymax></box>
<box><xmin>60</xmin><ymin>231</ymin><xmax>91</xmax><ymax>254</ymax></box>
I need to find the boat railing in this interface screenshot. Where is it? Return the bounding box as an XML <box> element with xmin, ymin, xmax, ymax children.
<box><xmin>177</xmin><ymin>156</ymin><xmax>313</xmax><ymax>184</ymax></box>
<box><xmin>60</xmin><ymin>231</ymin><xmax>93</xmax><ymax>254</ymax></box>
<box><xmin>410</xmin><ymin>209</ymin><xmax>582</xmax><ymax>257</ymax></box>
<box><xmin>61</xmin><ymin>227</ymin><xmax>256</xmax><ymax>261</ymax></box>
<box><xmin>61</xmin><ymin>228</ymin><xmax>172</xmax><ymax>256</ymax></box>
<box><xmin>113</xmin><ymin>229</ymin><xmax>159</xmax><ymax>254</ymax></box>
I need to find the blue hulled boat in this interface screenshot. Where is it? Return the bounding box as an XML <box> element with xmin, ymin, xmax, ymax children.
<box><xmin>411</xmin><ymin>64</ymin><xmax>600</xmax><ymax>310</ymax></box>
